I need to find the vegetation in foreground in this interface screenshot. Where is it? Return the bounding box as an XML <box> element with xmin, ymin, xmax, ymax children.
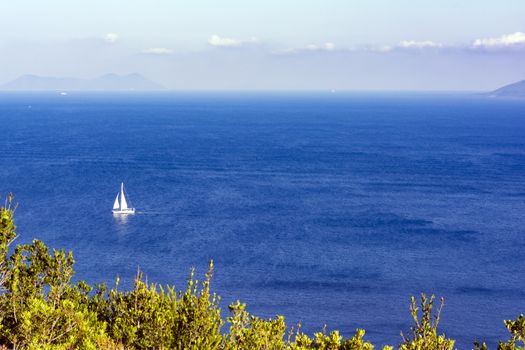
<box><xmin>0</xmin><ymin>195</ymin><xmax>523</xmax><ymax>350</ymax></box>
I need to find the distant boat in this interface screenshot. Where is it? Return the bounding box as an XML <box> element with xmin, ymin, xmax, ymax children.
<box><xmin>112</xmin><ymin>183</ymin><xmax>135</xmax><ymax>215</ymax></box>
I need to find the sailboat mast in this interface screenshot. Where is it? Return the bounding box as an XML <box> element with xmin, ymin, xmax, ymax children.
<box><xmin>120</xmin><ymin>182</ymin><xmax>124</xmax><ymax>209</ymax></box>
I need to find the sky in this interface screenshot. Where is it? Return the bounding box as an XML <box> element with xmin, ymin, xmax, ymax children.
<box><xmin>0</xmin><ymin>0</ymin><xmax>524</xmax><ymax>90</ymax></box>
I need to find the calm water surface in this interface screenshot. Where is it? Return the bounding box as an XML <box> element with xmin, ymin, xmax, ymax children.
<box><xmin>1</xmin><ymin>92</ymin><xmax>524</xmax><ymax>348</ymax></box>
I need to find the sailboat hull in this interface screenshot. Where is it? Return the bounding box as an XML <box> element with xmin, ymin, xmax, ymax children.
<box><xmin>112</xmin><ymin>208</ymin><xmax>136</xmax><ymax>215</ymax></box>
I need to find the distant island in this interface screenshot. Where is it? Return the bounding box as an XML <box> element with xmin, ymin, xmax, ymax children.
<box><xmin>488</xmin><ymin>79</ymin><xmax>525</xmax><ymax>98</ymax></box>
<box><xmin>0</xmin><ymin>73</ymin><xmax>165</xmax><ymax>91</ymax></box>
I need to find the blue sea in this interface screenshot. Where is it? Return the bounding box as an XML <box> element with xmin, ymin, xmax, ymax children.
<box><xmin>1</xmin><ymin>92</ymin><xmax>524</xmax><ymax>348</ymax></box>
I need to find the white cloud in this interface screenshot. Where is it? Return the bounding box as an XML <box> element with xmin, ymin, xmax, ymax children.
<box><xmin>104</xmin><ymin>33</ymin><xmax>119</xmax><ymax>43</ymax></box>
<box><xmin>376</xmin><ymin>40</ymin><xmax>443</xmax><ymax>53</ymax></box>
<box><xmin>398</xmin><ymin>40</ymin><xmax>443</xmax><ymax>49</ymax></box>
<box><xmin>323</xmin><ymin>42</ymin><xmax>335</xmax><ymax>51</ymax></box>
<box><xmin>280</xmin><ymin>40</ymin><xmax>443</xmax><ymax>55</ymax></box>
<box><xmin>142</xmin><ymin>47</ymin><xmax>173</xmax><ymax>55</ymax></box>
<box><xmin>272</xmin><ymin>33</ymin><xmax>525</xmax><ymax>56</ymax></box>
<box><xmin>472</xmin><ymin>32</ymin><xmax>525</xmax><ymax>48</ymax></box>
<box><xmin>304</xmin><ymin>42</ymin><xmax>336</xmax><ymax>51</ymax></box>
<box><xmin>208</xmin><ymin>35</ymin><xmax>258</xmax><ymax>48</ymax></box>
<box><xmin>277</xmin><ymin>42</ymin><xmax>337</xmax><ymax>55</ymax></box>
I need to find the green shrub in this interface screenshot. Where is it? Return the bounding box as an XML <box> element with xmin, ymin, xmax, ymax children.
<box><xmin>92</xmin><ymin>264</ymin><xmax>223</xmax><ymax>349</ymax></box>
<box><xmin>0</xmin><ymin>195</ymin><xmax>524</xmax><ymax>349</ymax></box>
<box><xmin>224</xmin><ymin>300</ymin><xmax>286</xmax><ymax>349</ymax></box>
<box><xmin>399</xmin><ymin>294</ymin><xmax>455</xmax><ymax>350</ymax></box>
<box><xmin>0</xmin><ymin>194</ymin><xmax>108</xmax><ymax>349</ymax></box>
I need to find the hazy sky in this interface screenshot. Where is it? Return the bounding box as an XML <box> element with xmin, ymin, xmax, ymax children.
<box><xmin>1</xmin><ymin>0</ymin><xmax>524</xmax><ymax>90</ymax></box>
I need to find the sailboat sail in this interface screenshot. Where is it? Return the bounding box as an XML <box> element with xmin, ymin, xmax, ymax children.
<box><xmin>113</xmin><ymin>194</ymin><xmax>120</xmax><ymax>209</ymax></box>
<box><xmin>120</xmin><ymin>183</ymin><xmax>128</xmax><ymax>210</ymax></box>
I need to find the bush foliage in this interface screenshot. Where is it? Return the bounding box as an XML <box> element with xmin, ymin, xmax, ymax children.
<box><xmin>0</xmin><ymin>196</ymin><xmax>522</xmax><ymax>349</ymax></box>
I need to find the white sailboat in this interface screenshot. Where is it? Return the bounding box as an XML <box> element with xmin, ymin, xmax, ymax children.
<box><xmin>112</xmin><ymin>183</ymin><xmax>135</xmax><ymax>215</ymax></box>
